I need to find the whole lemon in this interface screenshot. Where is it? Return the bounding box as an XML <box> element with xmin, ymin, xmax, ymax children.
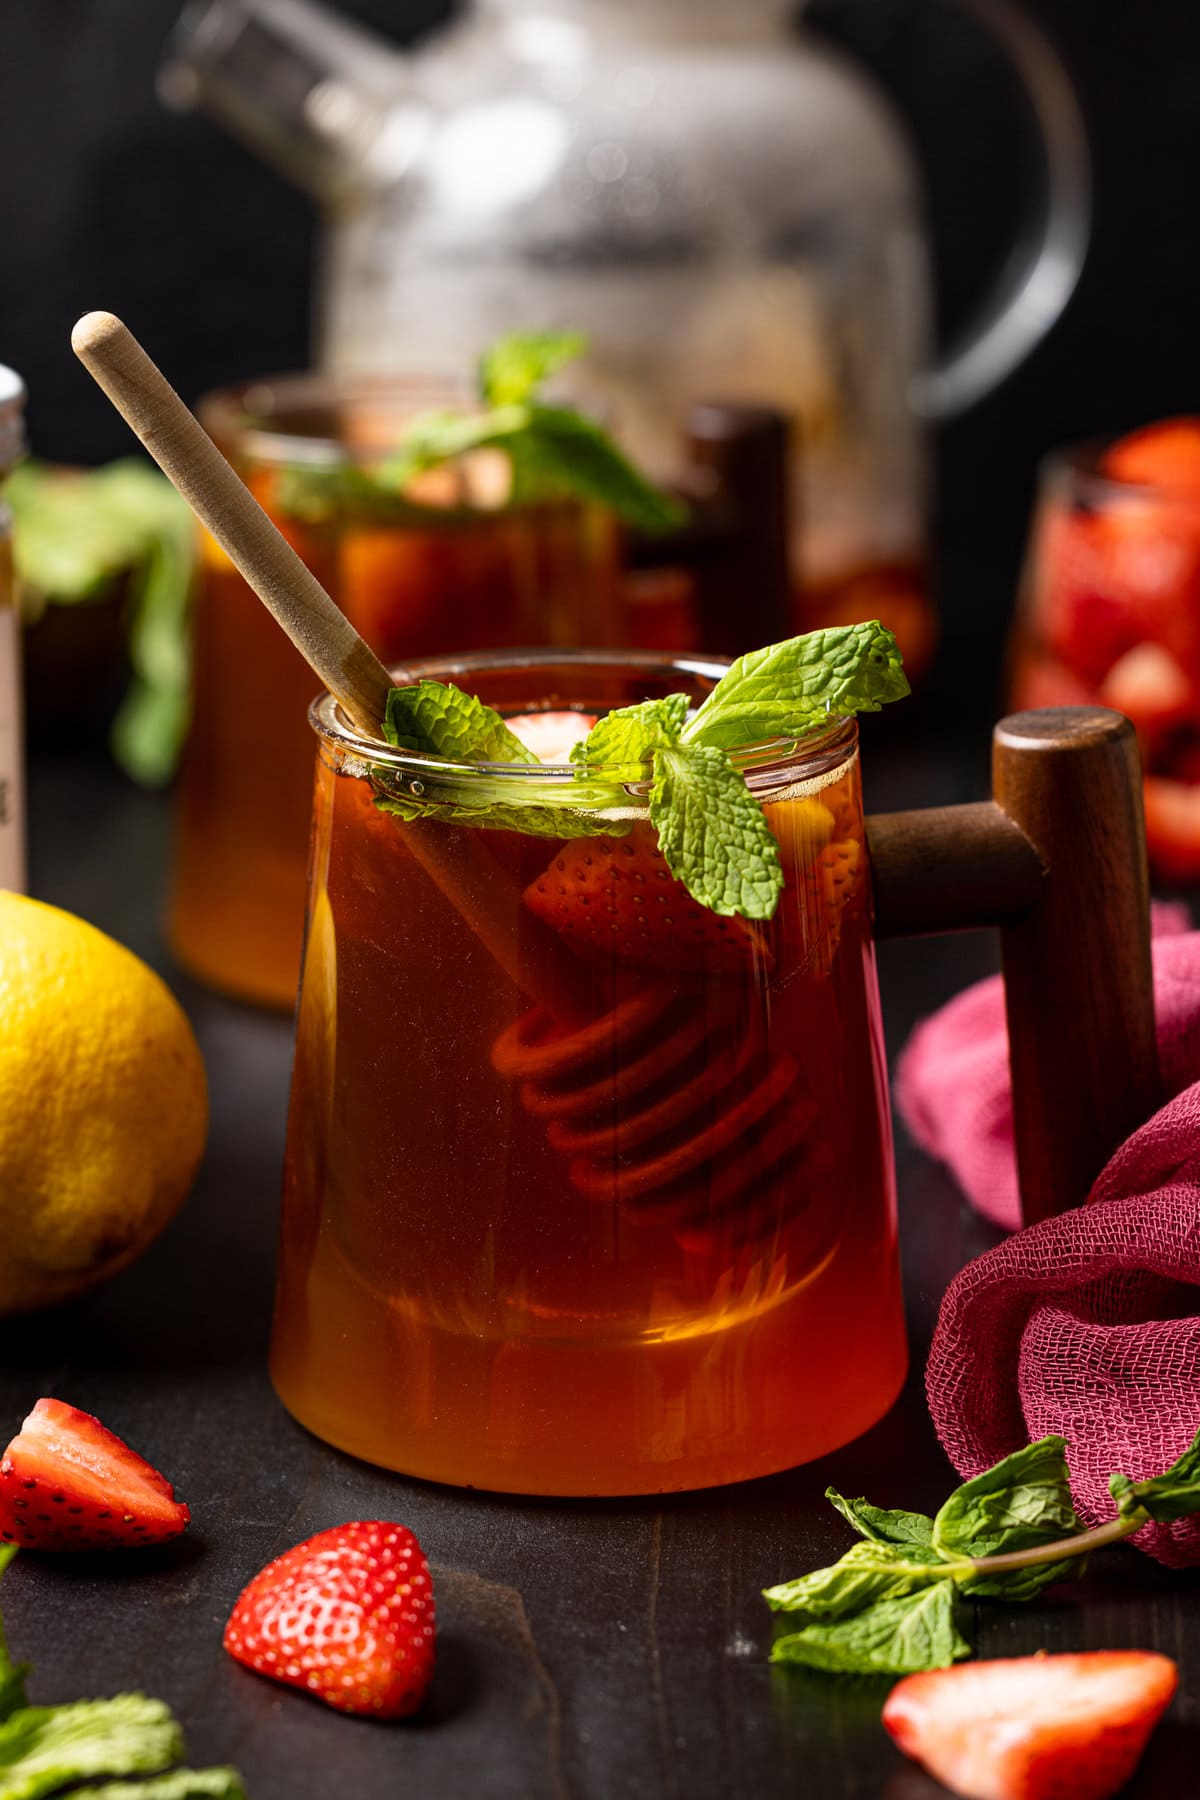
<box><xmin>0</xmin><ymin>892</ymin><xmax>208</xmax><ymax>1314</ymax></box>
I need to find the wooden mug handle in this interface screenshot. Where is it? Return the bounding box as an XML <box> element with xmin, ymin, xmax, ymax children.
<box><xmin>867</xmin><ymin>706</ymin><xmax>1161</xmax><ymax>1226</ymax></box>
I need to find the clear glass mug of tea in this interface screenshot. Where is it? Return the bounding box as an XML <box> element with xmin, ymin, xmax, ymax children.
<box><xmin>270</xmin><ymin>649</ymin><xmax>1157</xmax><ymax>1497</ymax></box>
<box><xmin>168</xmin><ymin>375</ymin><xmax>625</xmax><ymax>1009</ymax></box>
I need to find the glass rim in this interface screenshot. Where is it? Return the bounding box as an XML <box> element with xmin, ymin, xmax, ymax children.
<box><xmin>308</xmin><ymin>647</ymin><xmax>860</xmax><ymax>789</ymax></box>
<box><xmin>1041</xmin><ymin>439</ymin><xmax>1200</xmax><ymax>510</ymax></box>
<box><xmin>198</xmin><ymin>368</ymin><xmax>477</xmax><ymax>468</ymax></box>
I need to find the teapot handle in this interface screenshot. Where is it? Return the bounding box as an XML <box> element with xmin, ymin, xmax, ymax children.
<box><xmin>909</xmin><ymin>0</ymin><xmax>1091</xmax><ymax>419</ymax></box>
<box><xmin>867</xmin><ymin>709</ymin><xmax>1160</xmax><ymax>1225</ymax></box>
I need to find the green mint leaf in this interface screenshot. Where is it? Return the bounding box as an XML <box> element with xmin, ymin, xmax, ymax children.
<box><xmin>0</xmin><ymin>1548</ymin><xmax>28</xmax><ymax>1723</ymax></box>
<box><xmin>763</xmin><ymin>1540</ymin><xmax>939</xmax><ymax>1620</ymax></box>
<box><xmin>383</xmin><ymin>681</ymin><xmax>537</xmax><ymax>766</ymax></box>
<box><xmin>1110</xmin><ymin>1427</ymin><xmax>1200</xmax><ymax>1524</ymax></box>
<box><xmin>73</xmin><ymin>1771</ymin><xmax>247</xmax><ymax>1800</ymax></box>
<box><xmin>374</xmin><ymin>793</ymin><xmax>630</xmax><ymax>842</ymax></box>
<box><xmin>479</xmin><ymin>329</ymin><xmax>588</xmax><ymax>407</ymax></box>
<box><xmin>377</xmin><ymin>405</ymin><xmax>531</xmax><ymax>489</ymax></box>
<box><xmin>650</xmin><ymin>743</ymin><xmax>784</xmax><ymax>921</ymax></box>
<box><xmin>570</xmin><ymin>693</ymin><xmax>689</xmax><ymax>777</ymax></box>
<box><xmin>683</xmin><ymin>621</ymin><xmax>909</xmax><ymax>751</ymax></box>
<box><xmin>519</xmin><ymin>406</ymin><xmax>685</xmax><ymax>533</ymax></box>
<box><xmin>0</xmin><ymin>1694</ymin><xmax>182</xmax><ymax>1800</ymax></box>
<box><xmin>825</xmin><ymin>1489</ymin><xmax>936</xmax><ymax>1553</ymax></box>
<box><xmin>771</xmin><ymin>1584</ymin><xmax>969</xmax><ymax>1677</ymax></box>
<box><xmin>933</xmin><ymin>1436</ymin><xmax>1087</xmax><ymax>1599</ymax></box>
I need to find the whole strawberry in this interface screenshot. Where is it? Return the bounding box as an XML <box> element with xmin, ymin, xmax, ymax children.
<box><xmin>224</xmin><ymin>1521</ymin><xmax>435</xmax><ymax>1718</ymax></box>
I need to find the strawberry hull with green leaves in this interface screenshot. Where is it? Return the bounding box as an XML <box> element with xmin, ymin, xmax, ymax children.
<box><xmin>271</xmin><ymin>627</ymin><xmax>914</xmax><ymax>1494</ymax></box>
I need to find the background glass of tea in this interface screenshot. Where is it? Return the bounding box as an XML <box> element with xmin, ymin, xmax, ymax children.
<box><xmin>1008</xmin><ymin>430</ymin><xmax>1200</xmax><ymax>884</ymax></box>
<box><xmin>168</xmin><ymin>375</ymin><xmax>625</xmax><ymax>1007</ymax></box>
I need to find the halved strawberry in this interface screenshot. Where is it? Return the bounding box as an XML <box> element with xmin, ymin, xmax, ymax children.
<box><xmin>1102</xmin><ymin>417</ymin><xmax>1200</xmax><ymax>494</ymax></box>
<box><xmin>1099</xmin><ymin>641</ymin><xmax>1196</xmax><ymax>738</ymax></box>
<box><xmin>882</xmin><ymin>1651</ymin><xmax>1177</xmax><ymax>1800</ymax></box>
<box><xmin>1142</xmin><ymin>774</ymin><xmax>1200</xmax><ymax>884</ymax></box>
<box><xmin>0</xmin><ymin>1398</ymin><xmax>190</xmax><ymax>1551</ymax></box>
<box><xmin>523</xmin><ymin>823</ymin><xmax>769</xmax><ymax>973</ymax></box>
<box><xmin>224</xmin><ymin>1521</ymin><xmax>435</xmax><ymax>1719</ymax></box>
<box><xmin>507</xmin><ymin>710</ymin><xmax>598</xmax><ymax>763</ymax></box>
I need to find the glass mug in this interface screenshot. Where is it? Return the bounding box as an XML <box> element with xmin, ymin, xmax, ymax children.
<box><xmin>168</xmin><ymin>375</ymin><xmax>625</xmax><ymax>1009</ymax></box>
<box><xmin>271</xmin><ymin>650</ymin><xmax>1157</xmax><ymax>1496</ymax></box>
<box><xmin>1009</xmin><ymin>444</ymin><xmax>1200</xmax><ymax>884</ymax></box>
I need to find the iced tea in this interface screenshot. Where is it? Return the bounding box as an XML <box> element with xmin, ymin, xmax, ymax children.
<box><xmin>271</xmin><ymin>651</ymin><xmax>905</xmax><ymax>1495</ymax></box>
<box><xmin>168</xmin><ymin>376</ymin><xmax>624</xmax><ymax>1007</ymax></box>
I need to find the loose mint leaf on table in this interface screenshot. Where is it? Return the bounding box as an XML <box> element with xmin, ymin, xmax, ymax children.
<box><xmin>683</xmin><ymin>621</ymin><xmax>910</xmax><ymax>751</ymax></box>
<box><xmin>384</xmin><ymin>681</ymin><xmax>537</xmax><ymax>765</ymax></box>
<box><xmin>764</xmin><ymin>1540</ymin><xmax>941</xmax><ymax>1620</ymax></box>
<box><xmin>479</xmin><ymin>329</ymin><xmax>588</xmax><ymax>406</ymax></box>
<box><xmin>826</xmin><ymin>1490</ymin><xmax>936</xmax><ymax>1553</ymax></box>
<box><xmin>0</xmin><ymin>1549</ymin><xmax>28</xmax><ymax>1723</ymax></box>
<box><xmin>1110</xmin><ymin>1426</ymin><xmax>1200</xmax><ymax>1524</ymax></box>
<box><xmin>72</xmin><ymin>1770</ymin><xmax>247</xmax><ymax>1799</ymax></box>
<box><xmin>772</xmin><ymin>1584</ymin><xmax>970</xmax><ymax>1678</ymax></box>
<box><xmin>650</xmin><ymin>744</ymin><xmax>785</xmax><ymax>921</ymax></box>
<box><xmin>0</xmin><ymin>1694</ymin><xmax>182</xmax><ymax>1800</ymax></box>
<box><xmin>932</xmin><ymin>1436</ymin><xmax>1087</xmax><ymax>1598</ymax></box>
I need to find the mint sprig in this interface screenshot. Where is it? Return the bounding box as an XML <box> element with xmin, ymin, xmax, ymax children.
<box><xmin>373</xmin><ymin>620</ymin><xmax>906</xmax><ymax>919</ymax></box>
<box><xmin>766</xmin><ymin>1427</ymin><xmax>1200</xmax><ymax>1677</ymax></box>
<box><xmin>281</xmin><ymin>328</ymin><xmax>684</xmax><ymax>534</ymax></box>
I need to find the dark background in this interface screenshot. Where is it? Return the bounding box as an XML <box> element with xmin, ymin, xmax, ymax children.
<box><xmin>2</xmin><ymin>0</ymin><xmax>1197</xmax><ymax>687</ymax></box>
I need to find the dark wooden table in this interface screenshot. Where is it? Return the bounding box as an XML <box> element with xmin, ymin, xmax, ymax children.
<box><xmin>6</xmin><ymin>736</ymin><xmax>1196</xmax><ymax>1799</ymax></box>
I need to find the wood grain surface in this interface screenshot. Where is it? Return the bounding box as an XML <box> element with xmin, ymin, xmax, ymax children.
<box><xmin>4</xmin><ymin>741</ymin><xmax>1194</xmax><ymax>1800</ymax></box>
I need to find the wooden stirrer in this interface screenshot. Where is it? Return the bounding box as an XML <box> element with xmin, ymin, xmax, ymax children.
<box><xmin>71</xmin><ymin>310</ymin><xmax>393</xmax><ymax>738</ymax></box>
<box><xmin>71</xmin><ymin>310</ymin><xmax>594</xmax><ymax>1023</ymax></box>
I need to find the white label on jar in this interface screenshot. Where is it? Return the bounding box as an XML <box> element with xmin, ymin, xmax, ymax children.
<box><xmin>0</xmin><ymin>605</ymin><xmax>26</xmax><ymax>893</ymax></box>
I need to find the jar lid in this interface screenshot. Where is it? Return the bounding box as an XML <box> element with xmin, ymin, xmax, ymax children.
<box><xmin>0</xmin><ymin>366</ymin><xmax>26</xmax><ymax>474</ymax></box>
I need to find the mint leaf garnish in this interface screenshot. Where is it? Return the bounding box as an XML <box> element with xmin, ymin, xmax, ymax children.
<box><xmin>825</xmin><ymin>1490</ymin><xmax>936</xmax><ymax>1553</ymax></box>
<box><xmin>1110</xmin><ymin>1427</ymin><xmax>1200</xmax><ymax>1524</ymax></box>
<box><xmin>278</xmin><ymin>329</ymin><xmax>683</xmax><ymax>532</ymax></box>
<box><xmin>384</xmin><ymin>681</ymin><xmax>537</xmax><ymax>765</ymax></box>
<box><xmin>772</xmin><ymin>1584</ymin><xmax>970</xmax><ymax>1678</ymax></box>
<box><xmin>683</xmin><ymin>621</ymin><xmax>909</xmax><ymax>751</ymax></box>
<box><xmin>569</xmin><ymin>693</ymin><xmax>690</xmax><ymax>777</ymax></box>
<box><xmin>650</xmin><ymin>744</ymin><xmax>784</xmax><ymax>921</ymax></box>
<box><xmin>479</xmin><ymin>329</ymin><xmax>588</xmax><ymax>407</ymax></box>
<box><xmin>766</xmin><ymin>1425</ymin><xmax>1200</xmax><ymax>1677</ymax></box>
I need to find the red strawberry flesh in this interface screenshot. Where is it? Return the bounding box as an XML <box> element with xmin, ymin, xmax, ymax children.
<box><xmin>224</xmin><ymin>1520</ymin><xmax>435</xmax><ymax>1719</ymax></box>
<box><xmin>882</xmin><ymin>1650</ymin><xmax>1177</xmax><ymax>1800</ymax></box>
<box><xmin>0</xmin><ymin>1398</ymin><xmax>190</xmax><ymax>1551</ymax></box>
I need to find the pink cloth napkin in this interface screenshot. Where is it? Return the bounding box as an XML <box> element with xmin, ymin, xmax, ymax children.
<box><xmin>905</xmin><ymin>908</ymin><xmax>1200</xmax><ymax>1567</ymax></box>
<box><xmin>896</xmin><ymin>903</ymin><xmax>1196</xmax><ymax>1231</ymax></box>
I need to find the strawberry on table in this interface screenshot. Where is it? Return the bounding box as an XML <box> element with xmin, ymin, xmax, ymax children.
<box><xmin>882</xmin><ymin>1650</ymin><xmax>1177</xmax><ymax>1800</ymax></box>
<box><xmin>224</xmin><ymin>1521</ymin><xmax>435</xmax><ymax>1719</ymax></box>
<box><xmin>0</xmin><ymin>1398</ymin><xmax>190</xmax><ymax>1551</ymax></box>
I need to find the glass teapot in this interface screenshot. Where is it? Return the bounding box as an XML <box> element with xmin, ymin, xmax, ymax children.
<box><xmin>161</xmin><ymin>0</ymin><xmax>1089</xmax><ymax>667</ymax></box>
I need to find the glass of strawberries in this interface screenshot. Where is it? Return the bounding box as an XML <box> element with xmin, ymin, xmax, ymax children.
<box><xmin>1010</xmin><ymin>418</ymin><xmax>1200</xmax><ymax>883</ymax></box>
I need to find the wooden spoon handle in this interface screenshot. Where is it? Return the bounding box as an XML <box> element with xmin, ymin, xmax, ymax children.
<box><xmin>71</xmin><ymin>310</ymin><xmax>393</xmax><ymax>738</ymax></box>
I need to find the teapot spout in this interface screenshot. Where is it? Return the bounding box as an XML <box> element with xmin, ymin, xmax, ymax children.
<box><xmin>159</xmin><ymin>0</ymin><xmax>424</xmax><ymax>204</ymax></box>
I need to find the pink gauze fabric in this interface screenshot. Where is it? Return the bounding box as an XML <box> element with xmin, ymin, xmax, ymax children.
<box><xmin>908</xmin><ymin>908</ymin><xmax>1200</xmax><ymax>1567</ymax></box>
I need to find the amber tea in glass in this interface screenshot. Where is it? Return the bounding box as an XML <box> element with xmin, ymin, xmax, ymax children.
<box><xmin>271</xmin><ymin>650</ymin><xmax>905</xmax><ymax>1496</ymax></box>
